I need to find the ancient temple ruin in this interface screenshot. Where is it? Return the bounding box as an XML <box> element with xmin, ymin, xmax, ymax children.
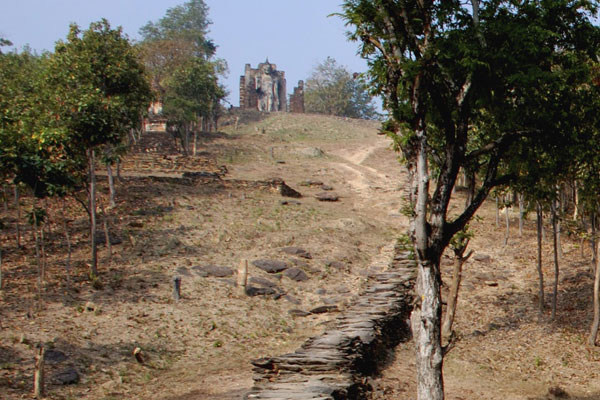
<box><xmin>239</xmin><ymin>60</ymin><xmax>304</xmax><ymax>113</ymax></box>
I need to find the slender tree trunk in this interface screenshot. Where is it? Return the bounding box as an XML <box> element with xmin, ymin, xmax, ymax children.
<box><xmin>504</xmin><ymin>200</ymin><xmax>510</xmax><ymax>246</ymax></box>
<box><xmin>88</xmin><ymin>149</ymin><xmax>98</xmax><ymax>277</ymax></box>
<box><xmin>518</xmin><ymin>193</ymin><xmax>524</xmax><ymax>237</ymax></box>
<box><xmin>0</xmin><ymin>248</ymin><xmax>3</xmax><ymax>290</ymax></box>
<box><xmin>3</xmin><ymin>184</ymin><xmax>8</xmax><ymax>211</ymax></box>
<box><xmin>15</xmin><ymin>186</ymin><xmax>21</xmax><ymax>248</ymax></box>
<box><xmin>61</xmin><ymin>198</ymin><xmax>71</xmax><ymax>285</ymax></box>
<box><xmin>106</xmin><ymin>163</ymin><xmax>116</xmax><ymax>208</ymax></box>
<box><xmin>590</xmin><ymin>238</ymin><xmax>600</xmax><ymax>346</ymax></box>
<box><xmin>99</xmin><ymin>198</ymin><xmax>112</xmax><ymax>263</ymax></box>
<box><xmin>551</xmin><ymin>200</ymin><xmax>559</xmax><ymax>320</ymax></box>
<box><xmin>495</xmin><ymin>196</ymin><xmax>500</xmax><ymax>227</ymax></box>
<box><xmin>536</xmin><ymin>203</ymin><xmax>545</xmax><ymax>315</ymax></box>
<box><xmin>116</xmin><ymin>158</ymin><xmax>122</xmax><ymax>182</ymax></box>
<box><xmin>573</xmin><ymin>180</ymin><xmax>579</xmax><ymax>221</ymax></box>
<box><xmin>33</xmin><ymin>211</ymin><xmax>42</xmax><ymax>307</ymax></box>
<box><xmin>33</xmin><ymin>345</ymin><xmax>45</xmax><ymax>398</ymax></box>
<box><xmin>592</xmin><ymin>214</ymin><xmax>598</xmax><ymax>275</ymax></box>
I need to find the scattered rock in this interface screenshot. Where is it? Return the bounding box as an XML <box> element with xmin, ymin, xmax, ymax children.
<box><xmin>284</xmin><ymin>295</ymin><xmax>301</xmax><ymax>305</ymax></box>
<box><xmin>315</xmin><ymin>288</ymin><xmax>327</xmax><ymax>295</ymax></box>
<box><xmin>281</xmin><ymin>247</ymin><xmax>312</xmax><ymax>259</ymax></box>
<box><xmin>473</xmin><ymin>253</ymin><xmax>491</xmax><ymax>262</ymax></box>
<box><xmin>84</xmin><ymin>302</ymin><xmax>96</xmax><ymax>312</ymax></box>
<box><xmin>325</xmin><ymin>260</ymin><xmax>346</xmax><ymax>270</ymax></box>
<box><xmin>335</xmin><ymin>285</ymin><xmax>351</xmax><ymax>294</ymax></box>
<box><xmin>299</xmin><ymin>180</ymin><xmax>324</xmax><ymax>187</ymax></box>
<box><xmin>301</xmin><ymin>147</ymin><xmax>325</xmax><ymax>157</ymax></box>
<box><xmin>53</xmin><ymin>368</ymin><xmax>80</xmax><ymax>385</ymax></box>
<box><xmin>128</xmin><ymin>221</ymin><xmax>144</xmax><ymax>228</ymax></box>
<box><xmin>310</xmin><ymin>305</ymin><xmax>339</xmax><ymax>314</ymax></box>
<box><xmin>290</xmin><ymin>258</ymin><xmax>310</xmax><ymax>269</ymax></box>
<box><xmin>321</xmin><ymin>297</ymin><xmax>339</xmax><ymax>305</ymax></box>
<box><xmin>321</xmin><ymin>184</ymin><xmax>333</xmax><ymax>191</ymax></box>
<box><xmin>246</xmin><ymin>286</ymin><xmax>278</xmax><ymax>297</ymax></box>
<box><xmin>548</xmin><ymin>386</ymin><xmax>569</xmax><ymax>398</ymax></box>
<box><xmin>279</xmin><ymin>199</ymin><xmax>301</xmax><ymax>206</ymax></box>
<box><xmin>485</xmin><ymin>281</ymin><xmax>499</xmax><ymax>287</ymax></box>
<box><xmin>192</xmin><ymin>265</ymin><xmax>234</xmax><ymax>278</ymax></box>
<box><xmin>249</xmin><ymin>276</ymin><xmax>278</xmax><ymax>288</ymax></box>
<box><xmin>271</xmin><ymin>179</ymin><xmax>302</xmax><ymax>198</ymax></box>
<box><xmin>283</xmin><ymin>267</ymin><xmax>309</xmax><ymax>282</ymax></box>
<box><xmin>45</xmin><ymin>350</ymin><xmax>68</xmax><ymax>365</ymax></box>
<box><xmin>252</xmin><ymin>259</ymin><xmax>290</xmax><ymax>273</ymax></box>
<box><xmin>315</xmin><ymin>192</ymin><xmax>339</xmax><ymax>202</ymax></box>
<box><xmin>288</xmin><ymin>309</ymin><xmax>311</xmax><ymax>317</ymax></box>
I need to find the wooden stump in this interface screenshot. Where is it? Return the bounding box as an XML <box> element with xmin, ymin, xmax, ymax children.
<box><xmin>237</xmin><ymin>260</ymin><xmax>248</xmax><ymax>296</ymax></box>
<box><xmin>172</xmin><ymin>276</ymin><xmax>181</xmax><ymax>301</ymax></box>
<box><xmin>34</xmin><ymin>345</ymin><xmax>45</xmax><ymax>398</ymax></box>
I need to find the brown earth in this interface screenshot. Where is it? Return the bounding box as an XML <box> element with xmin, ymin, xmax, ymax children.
<box><xmin>0</xmin><ymin>112</ymin><xmax>598</xmax><ymax>400</ymax></box>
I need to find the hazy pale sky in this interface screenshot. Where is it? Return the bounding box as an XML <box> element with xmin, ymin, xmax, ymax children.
<box><xmin>0</xmin><ymin>1</ymin><xmax>369</xmax><ymax>107</ymax></box>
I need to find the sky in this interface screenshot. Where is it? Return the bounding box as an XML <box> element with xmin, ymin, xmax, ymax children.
<box><xmin>0</xmin><ymin>0</ymin><xmax>371</xmax><ymax>107</ymax></box>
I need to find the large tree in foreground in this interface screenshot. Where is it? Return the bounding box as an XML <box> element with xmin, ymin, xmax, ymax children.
<box><xmin>340</xmin><ymin>1</ymin><xmax>600</xmax><ymax>399</ymax></box>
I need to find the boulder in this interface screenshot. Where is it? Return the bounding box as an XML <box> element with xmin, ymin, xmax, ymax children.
<box><xmin>310</xmin><ymin>305</ymin><xmax>339</xmax><ymax>314</ymax></box>
<box><xmin>252</xmin><ymin>259</ymin><xmax>290</xmax><ymax>273</ymax></box>
<box><xmin>53</xmin><ymin>367</ymin><xmax>80</xmax><ymax>385</ymax></box>
<box><xmin>283</xmin><ymin>268</ymin><xmax>309</xmax><ymax>282</ymax></box>
<box><xmin>246</xmin><ymin>286</ymin><xmax>278</xmax><ymax>297</ymax></box>
<box><xmin>281</xmin><ymin>247</ymin><xmax>312</xmax><ymax>259</ymax></box>
<box><xmin>249</xmin><ymin>276</ymin><xmax>278</xmax><ymax>288</ymax></box>
<box><xmin>315</xmin><ymin>192</ymin><xmax>339</xmax><ymax>202</ymax></box>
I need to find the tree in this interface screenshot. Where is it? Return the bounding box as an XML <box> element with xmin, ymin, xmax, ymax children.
<box><xmin>139</xmin><ymin>0</ymin><xmax>226</xmax><ymax>145</ymax></box>
<box><xmin>304</xmin><ymin>57</ymin><xmax>377</xmax><ymax>119</ymax></box>
<box><xmin>340</xmin><ymin>1</ymin><xmax>600</xmax><ymax>399</ymax></box>
<box><xmin>45</xmin><ymin>20</ymin><xmax>152</xmax><ymax>276</ymax></box>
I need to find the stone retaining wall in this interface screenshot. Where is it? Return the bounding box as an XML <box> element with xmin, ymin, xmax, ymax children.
<box><xmin>244</xmin><ymin>249</ymin><xmax>416</xmax><ymax>400</ymax></box>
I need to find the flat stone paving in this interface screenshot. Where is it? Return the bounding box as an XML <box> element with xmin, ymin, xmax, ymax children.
<box><xmin>244</xmin><ymin>244</ymin><xmax>416</xmax><ymax>400</ymax></box>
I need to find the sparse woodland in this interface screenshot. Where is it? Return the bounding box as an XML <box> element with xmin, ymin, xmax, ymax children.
<box><xmin>5</xmin><ymin>0</ymin><xmax>600</xmax><ymax>399</ymax></box>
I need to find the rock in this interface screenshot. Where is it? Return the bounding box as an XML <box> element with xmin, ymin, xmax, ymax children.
<box><xmin>315</xmin><ymin>288</ymin><xmax>327</xmax><ymax>295</ymax></box>
<box><xmin>321</xmin><ymin>184</ymin><xmax>334</xmax><ymax>191</ymax></box>
<box><xmin>128</xmin><ymin>221</ymin><xmax>144</xmax><ymax>228</ymax></box>
<box><xmin>192</xmin><ymin>265</ymin><xmax>234</xmax><ymax>278</ymax></box>
<box><xmin>246</xmin><ymin>286</ymin><xmax>277</xmax><ymax>297</ymax></box>
<box><xmin>335</xmin><ymin>285</ymin><xmax>351</xmax><ymax>294</ymax></box>
<box><xmin>279</xmin><ymin>199</ymin><xmax>301</xmax><ymax>206</ymax></box>
<box><xmin>315</xmin><ymin>192</ymin><xmax>339</xmax><ymax>202</ymax></box>
<box><xmin>548</xmin><ymin>386</ymin><xmax>569</xmax><ymax>398</ymax></box>
<box><xmin>94</xmin><ymin>231</ymin><xmax>123</xmax><ymax>246</ymax></box>
<box><xmin>310</xmin><ymin>305</ymin><xmax>339</xmax><ymax>314</ymax></box>
<box><xmin>45</xmin><ymin>350</ymin><xmax>68</xmax><ymax>364</ymax></box>
<box><xmin>84</xmin><ymin>302</ymin><xmax>96</xmax><ymax>312</ymax></box>
<box><xmin>290</xmin><ymin>258</ymin><xmax>310</xmax><ymax>268</ymax></box>
<box><xmin>278</xmin><ymin>182</ymin><xmax>302</xmax><ymax>198</ymax></box>
<box><xmin>284</xmin><ymin>295</ymin><xmax>301</xmax><ymax>305</ymax></box>
<box><xmin>301</xmin><ymin>147</ymin><xmax>325</xmax><ymax>157</ymax></box>
<box><xmin>288</xmin><ymin>309</ymin><xmax>311</xmax><ymax>317</ymax></box>
<box><xmin>53</xmin><ymin>367</ymin><xmax>80</xmax><ymax>385</ymax></box>
<box><xmin>473</xmin><ymin>253</ymin><xmax>491</xmax><ymax>262</ymax></box>
<box><xmin>281</xmin><ymin>247</ymin><xmax>312</xmax><ymax>259</ymax></box>
<box><xmin>252</xmin><ymin>259</ymin><xmax>290</xmax><ymax>273</ymax></box>
<box><xmin>283</xmin><ymin>268</ymin><xmax>309</xmax><ymax>282</ymax></box>
<box><xmin>321</xmin><ymin>297</ymin><xmax>339</xmax><ymax>305</ymax></box>
<box><xmin>249</xmin><ymin>276</ymin><xmax>278</xmax><ymax>288</ymax></box>
<box><xmin>325</xmin><ymin>260</ymin><xmax>346</xmax><ymax>270</ymax></box>
<box><xmin>299</xmin><ymin>180</ymin><xmax>324</xmax><ymax>187</ymax></box>
<box><xmin>175</xmin><ymin>267</ymin><xmax>192</xmax><ymax>276</ymax></box>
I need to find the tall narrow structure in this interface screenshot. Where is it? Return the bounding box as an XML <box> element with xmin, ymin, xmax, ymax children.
<box><xmin>239</xmin><ymin>59</ymin><xmax>287</xmax><ymax>112</ymax></box>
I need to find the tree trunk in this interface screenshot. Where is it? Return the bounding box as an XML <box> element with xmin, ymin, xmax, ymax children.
<box><xmin>61</xmin><ymin>198</ymin><xmax>72</xmax><ymax>285</ymax></box>
<box><xmin>495</xmin><ymin>196</ymin><xmax>500</xmax><ymax>227</ymax></box>
<box><xmin>593</xmin><ymin>213</ymin><xmax>598</xmax><ymax>274</ymax></box>
<box><xmin>33</xmin><ymin>345</ymin><xmax>45</xmax><ymax>398</ymax></box>
<box><xmin>15</xmin><ymin>186</ymin><xmax>21</xmax><ymax>248</ymax></box>
<box><xmin>442</xmin><ymin>250</ymin><xmax>471</xmax><ymax>341</ymax></box>
<box><xmin>116</xmin><ymin>158</ymin><xmax>122</xmax><ymax>182</ymax></box>
<box><xmin>518</xmin><ymin>193</ymin><xmax>524</xmax><ymax>237</ymax></box>
<box><xmin>589</xmin><ymin>239</ymin><xmax>600</xmax><ymax>346</ymax></box>
<box><xmin>0</xmin><ymin>248</ymin><xmax>3</xmax><ymax>290</ymax></box>
<box><xmin>99</xmin><ymin>198</ymin><xmax>112</xmax><ymax>263</ymax></box>
<box><xmin>573</xmin><ymin>180</ymin><xmax>579</xmax><ymax>221</ymax></box>
<box><xmin>504</xmin><ymin>200</ymin><xmax>510</xmax><ymax>246</ymax></box>
<box><xmin>536</xmin><ymin>203</ymin><xmax>545</xmax><ymax>315</ymax></box>
<box><xmin>107</xmin><ymin>163</ymin><xmax>116</xmax><ymax>208</ymax></box>
<box><xmin>411</xmin><ymin>257</ymin><xmax>444</xmax><ymax>400</ymax></box>
<box><xmin>551</xmin><ymin>200</ymin><xmax>559</xmax><ymax>320</ymax></box>
<box><xmin>88</xmin><ymin>149</ymin><xmax>98</xmax><ymax>277</ymax></box>
<box><xmin>3</xmin><ymin>184</ymin><xmax>8</xmax><ymax>211</ymax></box>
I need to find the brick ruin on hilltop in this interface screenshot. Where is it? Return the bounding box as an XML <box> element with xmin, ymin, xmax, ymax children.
<box><xmin>239</xmin><ymin>59</ymin><xmax>304</xmax><ymax>113</ymax></box>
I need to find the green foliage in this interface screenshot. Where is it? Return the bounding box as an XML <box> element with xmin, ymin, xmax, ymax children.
<box><xmin>26</xmin><ymin>207</ymin><xmax>47</xmax><ymax>227</ymax></box>
<box><xmin>304</xmin><ymin>57</ymin><xmax>378</xmax><ymax>119</ymax></box>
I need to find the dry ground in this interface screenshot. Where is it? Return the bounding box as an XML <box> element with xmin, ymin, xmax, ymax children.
<box><xmin>1</xmin><ymin>112</ymin><xmax>600</xmax><ymax>400</ymax></box>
